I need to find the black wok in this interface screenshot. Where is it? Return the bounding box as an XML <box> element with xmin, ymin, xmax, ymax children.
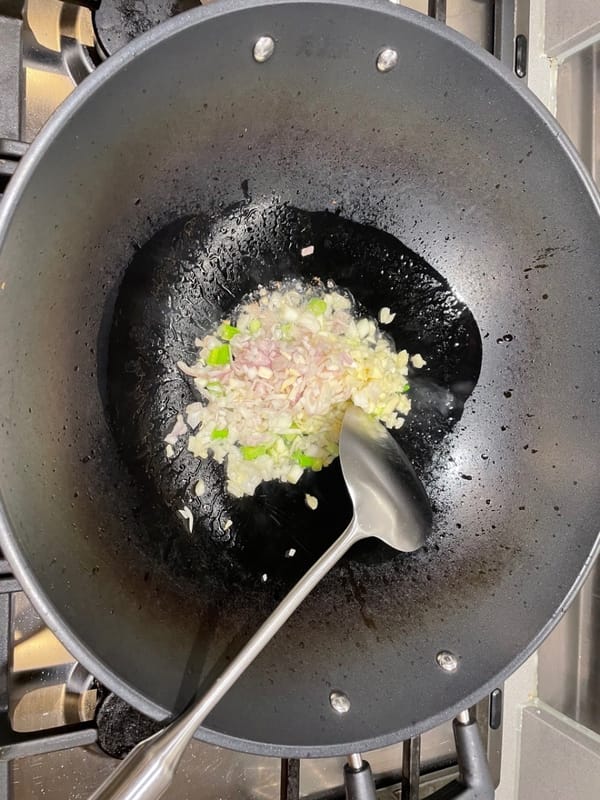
<box><xmin>0</xmin><ymin>0</ymin><xmax>599</xmax><ymax>759</ymax></box>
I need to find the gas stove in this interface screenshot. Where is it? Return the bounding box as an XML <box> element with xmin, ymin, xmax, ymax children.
<box><xmin>0</xmin><ymin>2</ymin><xmax>598</xmax><ymax>799</ymax></box>
<box><xmin>0</xmin><ymin>566</ymin><xmax>503</xmax><ymax>798</ymax></box>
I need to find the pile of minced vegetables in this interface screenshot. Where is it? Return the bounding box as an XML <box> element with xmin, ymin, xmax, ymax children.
<box><xmin>165</xmin><ymin>280</ymin><xmax>425</xmax><ymax>499</ymax></box>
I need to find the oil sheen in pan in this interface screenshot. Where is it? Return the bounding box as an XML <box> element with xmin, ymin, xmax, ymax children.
<box><xmin>107</xmin><ymin>201</ymin><xmax>482</xmax><ymax>594</ymax></box>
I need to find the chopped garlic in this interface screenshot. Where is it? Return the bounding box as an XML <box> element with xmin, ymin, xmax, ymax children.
<box><xmin>222</xmin><ymin>518</ymin><xmax>233</xmax><ymax>531</ymax></box>
<box><xmin>305</xmin><ymin>493</ymin><xmax>318</xmax><ymax>510</ymax></box>
<box><xmin>378</xmin><ymin>307</ymin><xmax>396</xmax><ymax>324</ymax></box>
<box><xmin>164</xmin><ymin>413</ymin><xmax>187</xmax><ymax>445</ymax></box>
<box><xmin>285</xmin><ymin>548</ymin><xmax>297</xmax><ymax>558</ymax></box>
<box><xmin>194</xmin><ymin>479</ymin><xmax>205</xmax><ymax>497</ymax></box>
<box><xmin>411</xmin><ymin>353</ymin><xmax>426</xmax><ymax>368</ymax></box>
<box><xmin>356</xmin><ymin>318</ymin><xmax>371</xmax><ymax>339</ymax></box>
<box><xmin>260</xmin><ymin>573</ymin><xmax>268</xmax><ymax>583</ymax></box>
<box><xmin>177</xmin><ymin>506</ymin><xmax>194</xmax><ymax>533</ymax></box>
<box><xmin>300</xmin><ymin>245</ymin><xmax>314</xmax><ymax>257</ymax></box>
<box><xmin>287</xmin><ymin>464</ymin><xmax>304</xmax><ymax>484</ymax></box>
<box><xmin>165</xmin><ymin>444</ymin><xmax>175</xmax><ymax>459</ymax></box>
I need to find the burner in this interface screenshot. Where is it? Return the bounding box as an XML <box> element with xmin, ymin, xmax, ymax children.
<box><xmin>93</xmin><ymin>0</ymin><xmax>202</xmax><ymax>57</ymax></box>
<box><xmin>95</xmin><ymin>692</ymin><xmax>164</xmax><ymax>759</ymax></box>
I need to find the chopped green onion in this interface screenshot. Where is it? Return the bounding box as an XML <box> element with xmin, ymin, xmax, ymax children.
<box><xmin>401</xmin><ymin>383</ymin><xmax>410</xmax><ymax>393</ymax></box>
<box><xmin>248</xmin><ymin>319</ymin><xmax>261</xmax><ymax>334</ymax></box>
<box><xmin>308</xmin><ymin>298</ymin><xmax>327</xmax><ymax>316</ymax></box>
<box><xmin>293</xmin><ymin>451</ymin><xmax>323</xmax><ymax>470</ymax></box>
<box><xmin>206</xmin><ymin>344</ymin><xmax>231</xmax><ymax>366</ymax></box>
<box><xmin>211</xmin><ymin>428</ymin><xmax>229</xmax><ymax>440</ymax></box>
<box><xmin>205</xmin><ymin>380</ymin><xmax>223</xmax><ymax>393</ymax></box>
<box><xmin>219</xmin><ymin>323</ymin><xmax>240</xmax><ymax>341</ymax></box>
<box><xmin>240</xmin><ymin>445</ymin><xmax>268</xmax><ymax>460</ymax></box>
<box><xmin>280</xmin><ymin>322</ymin><xmax>293</xmax><ymax>338</ymax></box>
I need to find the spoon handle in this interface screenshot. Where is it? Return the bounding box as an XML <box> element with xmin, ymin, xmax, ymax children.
<box><xmin>89</xmin><ymin>518</ymin><xmax>360</xmax><ymax>800</ymax></box>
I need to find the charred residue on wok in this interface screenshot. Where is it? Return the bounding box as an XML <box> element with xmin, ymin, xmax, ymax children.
<box><xmin>107</xmin><ymin>201</ymin><xmax>483</xmax><ymax>611</ymax></box>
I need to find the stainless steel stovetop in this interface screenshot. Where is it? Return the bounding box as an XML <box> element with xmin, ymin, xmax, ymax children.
<box><xmin>0</xmin><ymin>2</ymin><xmax>598</xmax><ymax>799</ymax></box>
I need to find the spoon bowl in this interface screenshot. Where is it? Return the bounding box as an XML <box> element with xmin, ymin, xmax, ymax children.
<box><xmin>340</xmin><ymin>405</ymin><xmax>432</xmax><ymax>552</ymax></box>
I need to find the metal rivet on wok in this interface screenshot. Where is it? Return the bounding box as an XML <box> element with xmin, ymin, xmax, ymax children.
<box><xmin>376</xmin><ymin>48</ymin><xmax>399</xmax><ymax>73</ymax></box>
<box><xmin>436</xmin><ymin>650</ymin><xmax>459</xmax><ymax>672</ymax></box>
<box><xmin>253</xmin><ymin>36</ymin><xmax>275</xmax><ymax>63</ymax></box>
<box><xmin>329</xmin><ymin>689</ymin><xmax>351</xmax><ymax>714</ymax></box>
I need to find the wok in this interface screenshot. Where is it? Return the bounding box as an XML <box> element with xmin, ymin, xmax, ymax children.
<box><xmin>0</xmin><ymin>0</ymin><xmax>599</xmax><ymax>759</ymax></box>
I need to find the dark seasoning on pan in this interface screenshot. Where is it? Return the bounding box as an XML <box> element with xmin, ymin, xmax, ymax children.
<box><xmin>108</xmin><ymin>198</ymin><xmax>482</xmax><ymax>600</ymax></box>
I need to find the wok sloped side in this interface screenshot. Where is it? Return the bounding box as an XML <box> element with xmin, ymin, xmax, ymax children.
<box><xmin>0</xmin><ymin>0</ymin><xmax>599</xmax><ymax>756</ymax></box>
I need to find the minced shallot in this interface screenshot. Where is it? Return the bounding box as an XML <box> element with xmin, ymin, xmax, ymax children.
<box><xmin>169</xmin><ymin>281</ymin><xmax>424</xmax><ymax>497</ymax></box>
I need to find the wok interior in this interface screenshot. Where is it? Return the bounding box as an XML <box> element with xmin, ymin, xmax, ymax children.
<box><xmin>0</xmin><ymin>1</ymin><xmax>599</xmax><ymax>756</ymax></box>
<box><xmin>107</xmin><ymin>201</ymin><xmax>481</xmax><ymax>589</ymax></box>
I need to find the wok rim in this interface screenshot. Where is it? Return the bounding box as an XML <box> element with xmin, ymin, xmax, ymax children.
<box><xmin>0</xmin><ymin>0</ymin><xmax>599</xmax><ymax>758</ymax></box>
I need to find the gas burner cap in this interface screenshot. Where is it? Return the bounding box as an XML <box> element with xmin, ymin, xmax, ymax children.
<box><xmin>95</xmin><ymin>692</ymin><xmax>163</xmax><ymax>759</ymax></box>
<box><xmin>93</xmin><ymin>0</ymin><xmax>203</xmax><ymax>57</ymax></box>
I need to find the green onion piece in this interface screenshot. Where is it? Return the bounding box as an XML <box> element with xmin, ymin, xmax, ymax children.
<box><xmin>280</xmin><ymin>322</ymin><xmax>293</xmax><ymax>338</ymax></box>
<box><xmin>308</xmin><ymin>298</ymin><xmax>327</xmax><ymax>316</ymax></box>
<box><xmin>248</xmin><ymin>319</ymin><xmax>261</xmax><ymax>334</ymax></box>
<box><xmin>219</xmin><ymin>323</ymin><xmax>240</xmax><ymax>341</ymax></box>
<box><xmin>211</xmin><ymin>428</ymin><xmax>229</xmax><ymax>440</ymax></box>
<box><xmin>401</xmin><ymin>383</ymin><xmax>410</xmax><ymax>393</ymax></box>
<box><xmin>206</xmin><ymin>344</ymin><xmax>231</xmax><ymax>366</ymax></box>
<box><xmin>293</xmin><ymin>451</ymin><xmax>322</xmax><ymax>469</ymax></box>
<box><xmin>240</xmin><ymin>445</ymin><xmax>268</xmax><ymax>460</ymax></box>
<box><xmin>205</xmin><ymin>380</ymin><xmax>223</xmax><ymax>393</ymax></box>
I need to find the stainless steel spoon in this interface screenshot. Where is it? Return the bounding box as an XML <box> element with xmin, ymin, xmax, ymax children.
<box><xmin>90</xmin><ymin>405</ymin><xmax>432</xmax><ymax>800</ymax></box>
